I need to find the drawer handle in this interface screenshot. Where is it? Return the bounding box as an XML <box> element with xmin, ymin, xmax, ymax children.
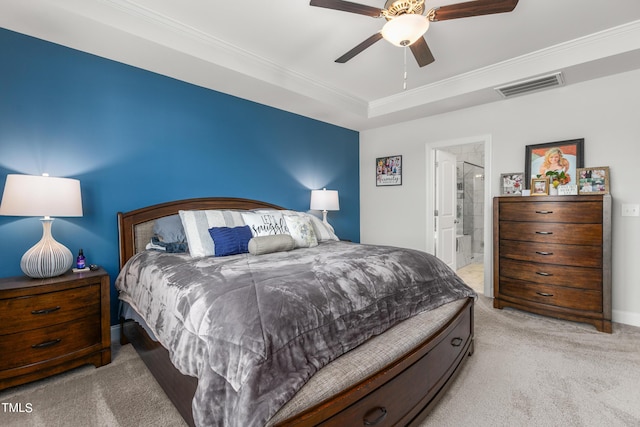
<box><xmin>31</xmin><ymin>339</ymin><xmax>62</xmax><ymax>349</ymax></box>
<box><xmin>31</xmin><ymin>306</ymin><xmax>61</xmax><ymax>315</ymax></box>
<box><xmin>536</xmin><ymin>292</ymin><xmax>554</xmax><ymax>297</ymax></box>
<box><xmin>451</xmin><ymin>337</ymin><xmax>464</xmax><ymax>347</ymax></box>
<box><xmin>535</xmin><ymin>251</ymin><xmax>553</xmax><ymax>256</ymax></box>
<box><xmin>535</xmin><ymin>231</ymin><xmax>553</xmax><ymax>235</ymax></box>
<box><xmin>535</xmin><ymin>210</ymin><xmax>553</xmax><ymax>214</ymax></box>
<box><xmin>363</xmin><ymin>406</ymin><xmax>387</xmax><ymax>426</ymax></box>
<box><xmin>536</xmin><ymin>272</ymin><xmax>553</xmax><ymax>276</ymax></box>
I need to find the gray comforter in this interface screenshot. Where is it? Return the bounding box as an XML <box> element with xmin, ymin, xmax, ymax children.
<box><xmin>116</xmin><ymin>241</ymin><xmax>475</xmax><ymax>426</ymax></box>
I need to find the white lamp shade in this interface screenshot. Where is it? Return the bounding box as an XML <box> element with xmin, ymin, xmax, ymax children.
<box><xmin>0</xmin><ymin>174</ymin><xmax>83</xmax><ymax>217</ymax></box>
<box><xmin>310</xmin><ymin>189</ymin><xmax>340</xmax><ymax>211</ymax></box>
<box><xmin>381</xmin><ymin>14</ymin><xmax>430</xmax><ymax>47</ymax></box>
<box><xmin>0</xmin><ymin>174</ymin><xmax>83</xmax><ymax>278</ymax></box>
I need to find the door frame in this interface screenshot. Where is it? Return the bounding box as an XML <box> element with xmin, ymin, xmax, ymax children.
<box><xmin>425</xmin><ymin>135</ymin><xmax>494</xmax><ymax>297</ymax></box>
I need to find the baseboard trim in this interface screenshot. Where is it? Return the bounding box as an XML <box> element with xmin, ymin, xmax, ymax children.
<box><xmin>111</xmin><ymin>324</ymin><xmax>121</xmax><ymax>345</ymax></box>
<box><xmin>613</xmin><ymin>309</ymin><xmax>640</xmax><ymax>328</ymax></box>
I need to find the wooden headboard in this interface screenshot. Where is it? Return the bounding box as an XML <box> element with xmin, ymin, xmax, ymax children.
<box><xmin>117</xmin><ymin>197</ymin><xmax>285</xmax><ymax>269</ymax></box>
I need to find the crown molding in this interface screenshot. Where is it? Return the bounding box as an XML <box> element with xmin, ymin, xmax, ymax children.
<box><xmin>96</xmin><ymin>0</ymin><xmax>368</xmax><ymax>116</ymax></box>
<box><xmin>368</xmin><ymin>20</ymin><xmax>640</xmax><ymax>118</ymax></box>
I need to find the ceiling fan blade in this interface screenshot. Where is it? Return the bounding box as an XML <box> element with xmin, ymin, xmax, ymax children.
<box><xmin>431</xmin><ymin>0</ymin><xmax>519</xmax><ymax>21</ymax></box>
<box><xmin>410</xmin><ymin>37</ymin><xmax>435</xmax><ymax>67</ymax></box>
<box><xmin>335</xmin><ymin>32</ymin><xmax>383</xmax><ymax>63</ymax></box>
<box><xmin>310</xmin><ymin>0</ymin><xmax>383</xmax><ymax>17</ymax></box>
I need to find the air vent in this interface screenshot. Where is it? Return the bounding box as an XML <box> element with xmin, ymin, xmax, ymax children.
<box><xmin>495</xmin><ymin>72</ymin><xmax>564</xmax><ymax>98</ymax></box>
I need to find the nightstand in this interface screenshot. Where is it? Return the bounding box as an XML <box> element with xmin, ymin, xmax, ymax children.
<box><xmin>0</xmin><ymin>268</ymin><xmax>111</xmax><ymax>390</ymax></box>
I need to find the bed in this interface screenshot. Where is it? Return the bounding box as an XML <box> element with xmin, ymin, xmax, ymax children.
<box><xmin>116</xmin><ymin>197</ymin><xmax>475</xmax><ymax>427</ymax></box>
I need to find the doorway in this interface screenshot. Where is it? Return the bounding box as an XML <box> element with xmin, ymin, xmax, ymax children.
<box><xmin>427</xmin><ymin>137</ymin><xmax>491</xmax><ymax>296</ymax></box>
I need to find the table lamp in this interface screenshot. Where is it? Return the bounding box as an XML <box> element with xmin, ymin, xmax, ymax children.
<box><xmin>310</xmin><ymin>188</ymin><xmax>339</xmax><ymax>225</ymax></box>
<box><xmin>0</xmin><ymin>174</ymin><xmax>83</xmax><ymax>278</ymax></box>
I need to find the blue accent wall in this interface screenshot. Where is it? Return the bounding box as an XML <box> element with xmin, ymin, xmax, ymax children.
<box><xmin>0</xmin><ymin>28</ymin><xmax>360</xmax><ymax>325</ymax></box>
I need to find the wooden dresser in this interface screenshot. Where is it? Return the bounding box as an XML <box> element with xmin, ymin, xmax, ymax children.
<box><xmin>0</xmin><ymin>268</ymin><xmax>111</xmax><ymax>389</ymax></box>
<box><xmin>493</xmin><ymin>195</ymin><xmax>612</xmax><ymax>332</ymax></box>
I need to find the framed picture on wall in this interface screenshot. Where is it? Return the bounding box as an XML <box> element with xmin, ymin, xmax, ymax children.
<box><xmin>524</xmin><ymin>139</ymin><xmax>584</xmax><ymax>189</ymax></box>
<box><xmin>577</xmin><ymin>167</ymin><xmax>610</xmax><ymax>194</ymax></box>
<box><xmin>500</xmin><ymin>172</ymin><xmax>524</xmax><ymax>196</ymax></box>
<box><xmin>376</xmin><ymin>155</ymin><xmax>402</xmax><ymax>186</ymax></box>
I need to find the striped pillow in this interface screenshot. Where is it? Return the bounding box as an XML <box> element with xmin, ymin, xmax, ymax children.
<box><xmin>178</xmin><ymin>210</ymin><xmax>245</xmax><ymax>257</ymax></box>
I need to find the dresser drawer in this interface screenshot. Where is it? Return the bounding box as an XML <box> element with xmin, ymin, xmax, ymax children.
<box><xmin>319</xmin><ymin>306</ymin><xmax>471</xmax><ymax>427</ymax></box>
<box><xmin>500</xmin><ymin>240</ymin><xmax>602</xmax><ymax>268</ymax></box>
<box><xmin>0</xmin><ymin>315</ymin><xmax>101</xmax><ymax>371</ymax></box>
<box><xmin>0</xmin><ymin>284</ymin><xmax>101</xmax><ymax>335</ymax></box>
<box><xmin>499</xmin><ymin>221</ymin><xmax>602</xmax><ymax>245</ymax></box>
<box><xmin>500</xmin><ymin>258</ymin><xmax>601</xmax><ymax>290</ymax></box>
<box><xmin>499</xmin><ymin>278</ymin><xmax>602</xmax><ymax>312</ymax></box>
<box><xmin>499</xmin><ymin>201</ymin><xmax>602</xmax><ymax>223</ymax></box>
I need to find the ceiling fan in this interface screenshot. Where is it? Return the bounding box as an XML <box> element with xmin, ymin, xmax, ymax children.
<box><xmin>310</xmin><ymin>0</ymin><xmax>519</xmax><ymax>67</ymax></box>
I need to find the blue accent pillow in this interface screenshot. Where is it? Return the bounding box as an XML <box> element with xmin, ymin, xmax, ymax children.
<box><xmin>153</xmin><ymin>215</ymin><xmax>186</xmax><ymax>243</ymax></box>
<box><xmin>209</xmin><ymin>225</ymin><xmax>253</xmax><ymax>257</ymax></box>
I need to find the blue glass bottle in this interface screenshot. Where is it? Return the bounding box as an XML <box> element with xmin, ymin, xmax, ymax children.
<box><xmin>76</xmin><ymin>249</ymin><xmax>86</xmax><ymax>269</ymax></box>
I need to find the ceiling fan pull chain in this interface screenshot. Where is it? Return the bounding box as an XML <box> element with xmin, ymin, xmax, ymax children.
<box><xmin>403</xmin><ymin>45</ymin><xmax>408</xmax><ymax>91</ymax></box>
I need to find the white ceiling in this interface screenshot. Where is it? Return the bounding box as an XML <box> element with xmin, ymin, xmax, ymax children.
<box><xmin>2</xmin><ymin>0</ymin><xmax>640</xmax><ymax>131</ymax></box>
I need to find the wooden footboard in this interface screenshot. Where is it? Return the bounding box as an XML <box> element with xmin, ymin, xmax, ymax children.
<box><xmin>121</xmin><ymin>298</ymin><xmax>474</xmax><ymax>427</ymax></box>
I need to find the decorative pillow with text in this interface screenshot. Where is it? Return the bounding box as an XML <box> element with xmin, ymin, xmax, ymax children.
<box><xmin>241</xmin><ymin>212</ymin><xmax>290</xmax><ymax>237</ymax></box>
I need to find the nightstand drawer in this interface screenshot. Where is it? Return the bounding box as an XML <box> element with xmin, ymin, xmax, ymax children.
<box><xmin>0</xmin><ymin>315</ymin><xmax>101</xmax><ymax>371</ymax></box>
<box><xmin>499</xmin><ymin>278</ymin><xmax>602</xmax><ymax>312</ymax></box>
<box><xmin>0</xmin><ymin>284</ymin><xmax>101</xmax><ymax>335</ymax></box>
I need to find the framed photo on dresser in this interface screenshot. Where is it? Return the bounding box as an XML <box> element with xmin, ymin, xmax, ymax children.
<box><xmin>525</xmin><ymin>139</ymin><xmax>584</xmax><ymax>189</ymax></box>
<box><xmin>531</xmin><ymin>177</ymin><xmax>549</xmax><ymax>195</ymax></box>
<box><xmin>577</xmin><ymin>167</ymin><xmax>610</xmax><ymax>194</ymax></box>
<box><xmin>500</xmin><ymin>173</ymin><xmax>524</xmax><ymax>195</ymax></box>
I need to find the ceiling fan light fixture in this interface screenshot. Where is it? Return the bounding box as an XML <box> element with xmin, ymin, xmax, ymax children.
<box><xmin>381</xmin><ymin>14</ymin><xmax>429</xmax><ymax>47</ymax></box>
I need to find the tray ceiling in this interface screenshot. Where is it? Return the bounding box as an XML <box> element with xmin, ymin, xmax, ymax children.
<box><xmin>2</xmin><ymin>0</ymin><xmax>640</xmax><ymax>130</ymax></box>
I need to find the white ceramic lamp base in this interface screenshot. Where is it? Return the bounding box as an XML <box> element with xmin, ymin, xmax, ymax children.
<box><xmin>20</xmin><ymin>218</ymin><xmax>73</xmax><ymax>278</ymax></box>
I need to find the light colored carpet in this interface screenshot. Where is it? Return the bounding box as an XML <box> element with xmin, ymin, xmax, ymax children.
<box><xmin>1</xmin><ymin>296</ymin><xmax>639</xmax><ymax>427</ymax></box>
<box><xmin>0</xmin><ymin>344</ymin><xmax>186</xmax><ymax>427</ymax></box>
<box><xmin>424</xmin><ymin>296</ymin><xmax>640</xmax><ymax>426</ymax></box>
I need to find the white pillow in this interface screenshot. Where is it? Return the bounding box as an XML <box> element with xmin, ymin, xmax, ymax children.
<box><xmin>251</xmin><ymin>209</ymin><xmax>338</xmax><ymax>242</ymax></box>
<box><xmin>284</xmin><ymin>214</ymin><xmax>318</xmax><ymax>248</ymax></box>
<box><xmin>178</xmin><ymin>209</ymin><xmax>245</xmax><ymax>257</ymax></box>
<box><xmin>241</xmin><ymin>212</ymin><xmax>290</xmax><ymax>237</ymax></box>
<box><xmin>305</xmin><ymin>213</ymin><xmax>339</xmax><ymax>242</ymax></box>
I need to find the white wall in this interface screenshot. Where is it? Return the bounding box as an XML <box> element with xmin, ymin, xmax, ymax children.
<box><xmin>360</xmin><ymin>68</ymin><xmax>640</xmax><ymax>327</ymax></box>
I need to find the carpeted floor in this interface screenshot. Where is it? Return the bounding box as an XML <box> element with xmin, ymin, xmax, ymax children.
<box><xmin>424</xmin><ymin>296</ymin><xmax>640</xmax><ymax>426</ymax></box>
<box><xmin>0</xmin><ymin>344</ymin><xmax>187</xmax><ymax>427</ymax></box>
<box><xmin>1</xmin><ymin>296</ymin><xmax>639</xmax><ymax>426</ymax></box>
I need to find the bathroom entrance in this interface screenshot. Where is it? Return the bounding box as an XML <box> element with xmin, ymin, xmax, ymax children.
<box><xmin>456</xmin><ymin>160</ymin><xmax>484</xmax><ymax>268</ymax></box>
<box><xmin>430</xmin><ymin>140</ymin><xmax>487</xmax><ymax>295</ymax></box>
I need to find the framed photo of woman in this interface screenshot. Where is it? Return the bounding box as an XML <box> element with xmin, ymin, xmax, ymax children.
<box><xmin>524</xmin><ymin>139</ymin><xmax>584</xmax><ymax>189</ymax></box>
